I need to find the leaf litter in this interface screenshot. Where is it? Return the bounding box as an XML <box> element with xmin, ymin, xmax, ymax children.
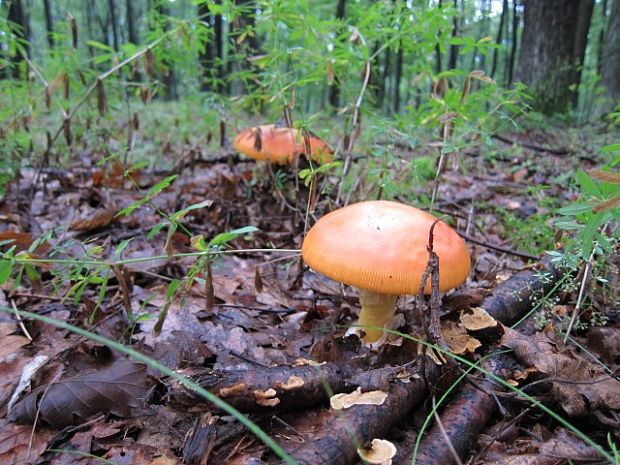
<box><xmin>0</xmin><ymin>124</ymin><xmax>618</xmax><ymax>464</ymax></box>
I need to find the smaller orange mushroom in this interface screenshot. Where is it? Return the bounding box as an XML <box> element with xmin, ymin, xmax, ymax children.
<box><xmin>232</xmin><ymin>124</ymin><xmax>332</xmax><ymax>165</ymax></box>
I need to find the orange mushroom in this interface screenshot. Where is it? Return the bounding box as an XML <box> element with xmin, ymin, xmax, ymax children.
<box><xmin>232</xmin><ymin>124</ymin><xmax>332</xmax><ymax>165</ymax></box>
<box><xmin>301</xmin><ymin>200</ymin><xmax>470</xmax><ymax>343</ymax></box>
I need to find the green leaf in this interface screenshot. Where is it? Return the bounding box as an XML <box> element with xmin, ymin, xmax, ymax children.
<box><xmin>166</xmin><ymin>279</ymin><xmax>181</xmax><ymax>301</ymax></box>
<box><xmin>600</xmin><ymin>144</ymin><xmax>620</xmax><ymax>154</ymax></box>
<box><xmin>575</xmin><ymin>170</ymin><xmax>601</xmax><ymax>197</ymax></box>
<box><xmin>556</xmin><ymin>203</ymin><xmax>593</xmax><ymax>216</ymax></box>
<box><xmin>171</xmin><ymin>199</ymin><xmax>213</xmax><ymax>221</ymax></box>
<box><xmin>86</xmin><ymin>40</ymin><xmax>115</xmax><ymax>52</ymax></box>
<box><xmin>208</xmin><ymin>226</ymin><xmax>259</xmax><ymax>248</ymax></box>
<box><xmin>0</xmin><ymin>259</ymin><xmax>12</xmax><ymax>284</ymax></box>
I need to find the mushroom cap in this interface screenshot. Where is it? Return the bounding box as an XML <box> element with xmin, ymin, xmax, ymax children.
<box><xmin>301</xmin><ymin>200</ymin><xmax>470</xmax><ymax>295</ymax></box>
<box><xmin>232</xmin><ymin>124</ymin><xmax>332</xmax><ymax>165</ymax></box>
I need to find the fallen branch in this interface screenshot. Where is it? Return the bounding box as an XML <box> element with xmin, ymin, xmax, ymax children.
<box><xmin>278</xmin><ymin>254</ymin><xmax>568</xmax><ymax>465</ymax></box>
<box><xmin>458</xmin><ymin>231</ymin><xmax>539</xmax><ymax>261</ymax></box>
<box><xmin>409</xmin><ymin>353</ymin><xmax>514</xmax><ymax>465</ymax></box>
<box><xmin>492</xmin><ymin>134</ymin><xmax>569</xmax><ymax>155</ymax></box>
<box><xmin>166</xmin><ymin>361</ymin><xmax>358</xmax><ymax>413</ymax></box>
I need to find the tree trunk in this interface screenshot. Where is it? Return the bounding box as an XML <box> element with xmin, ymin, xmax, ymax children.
<box><xmin>154</xmin><ymin>0</ymin><xmax>177</xmax><ymax>100</ymax></box>
<box><xmin>515</xmin><ymin>0</ymin><xmax>581</xmax><ymax>114</ymax></box>
<box><xmin>214</xmin><ymin>3</ymin><xmax>225</xmax><ymax>93</ymax></box>
<box><xmin>328</xmin><ymin>0</ymin><xmax>347</xmax><ymax>109</ymax></box>
<box><xmin>491</xmin><ymin>0</ymin><xmax>508</xmax><ymax>79</ymax></box>
<box><xmin>198</xmin><ymin>3</ymin><xmax>215</xmax><ymax>91</ymax></box>
<box><xmin>570</xmin><ymin>0</ymin><xmax>594</xmax><ymax>107</ymax></box>
<box><xmin>507</xmin><ymin>0</ymin><xmax>520</xmax><ymax>85</ymax></box>
<box><xmin>108</xmin><ymin>0</ymin><xmax>120</xmax><ymax>51</ymax></box>
<box><xmin>596</xmin><ymin>0</ymin><xmax>608</xmax><ymax>75</ymax></box>
<box><xmin>600</xmin><ymin>0</ymin><xmax>620</xmax><ymax>112</ymax></box>
<box><xmin>7</xmin><ymin>0</ymin><xmax>29</xmax><ymax>79</ymax></box>
<box><xmin>448</xmin><ymin>0</ymin><xmax>459</xmax><ymax>70</ymax></box>
<box><xmin>43</xmin><ymin>0</ymin><xmax>54</xmax><ymax>49</ymax></box>
<box><xmin>127</xmin><ymin>0</ymin><xmax>139</xmax><ymax>44</ymax></box>
<box><xmin>393</xmin><ymin>44</ymin><xmax>403</xmax><ymax>113</ymax></box>
<box><xmin>434</xmin><ymin>0</ymin><xmax>443</xmax><ymax>74</ymax></box>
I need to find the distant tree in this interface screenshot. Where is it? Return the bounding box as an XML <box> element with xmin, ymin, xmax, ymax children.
<box><xmin>507</xmin><ymin>0</ymin><xmax>520</xmax><ymax>85</ymax></box>
<box><xmin>516</xmin><ymin>0</ymin><xmax>591</xmax><ymax>114</ymax></box>
<box><xmin>328</xmin><ymin>0</ymin><xmax>346</xmax><ymax>109</ymax></box>
<box><xmin>570</xmin><ymin>0</ymin><xmax>594</xmax><ymax>106</ymax></box>
<box><xmin>600</xmin><ymin>0</ymin><xmax>620</xmax><ymax>112</ymax></box>
<box><xmin>43</xmin><ymin>0</ymin><xmax>54</xmax><ymax>49</ymax></box>
<box><xmin>596</xmin><ymin>0</ymin><xmax>608</xmax><ymax>74</ymax></box>
<box><xmin>198</xmin><ymin>0</ymin><xmax>224</xmax><ymax>93</ymax></box>
<box><xmin>490</xmin><ymin>0</ymin><xmax>508</xmax><ymax>79</ymax></box>
<box><xmin>108</xmin><ymin>0</ymin><xmax>120</xmax><ymax>51</ymax></box>
<box><xmin>7</xmin><ymin>0</ymin><xmax>30</xmax><ymax>79</ymax></box>
<box><xmin>447</xmin><ymin>0</ymin><xmax>459</xmax><ymax>70</ymax></box>
<box><xmin>126</xmin><ymin>0</ymin><xmax>139</xmax><ymax>45</ymax></box>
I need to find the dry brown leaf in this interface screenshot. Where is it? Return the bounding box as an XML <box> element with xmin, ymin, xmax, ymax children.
<box><xmin>330</xmin><ymin>387</ymin><xmax>388</xmax><ymax>410</ymax></box>
<box><xmin>501</xmin><ymin>326</ymin><xmax>620</xmax><ymax>420</ymax></box>
<box><xmin>0</xmin><ymin>231</ymin><xmax>49</xmax><ymax>253</ymax></box>
<box><xmin>9</xmin><ymin>359</ymin><xmax>153</xmax><ymax>429</ymax></box>
<box><xmin>442</xmin><ymin>320</ymin><xmax>482</xmax><ymax>354</ymax></box>
<box><xmin>0</xmin><ymin>419</ymin><xmax>52</xmax><ymax>464</ymax></box>
<box><xmin>69</xmin><ymin>207</ymin><xmax>117</xmax><ymax>232</ymax></box>
<box><xmin>460</xmin><ymin>307</ymin><xmax>498</xmax><ymax>331</ymax></box>
<box><xmin>0</xmin><ymin>335</ymin><xmax>30</xmax><ymax>363</ymax></box>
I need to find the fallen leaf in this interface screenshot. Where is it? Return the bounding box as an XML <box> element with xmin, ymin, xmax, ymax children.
<box><xmin>460</xmin><ymin>307</ymin><xmax>498</xmax><ymax>331</ymax></box>
<box><xmin>69</xmin><ymin>207</ymin><xmax>117</xmax><ymax>232</ymax></box>
<box><xmin>0</xmin><ymin>419</ymin><xmax>52</xmax><ymax>464</ymax></box>
<box><xmin>501</xmin><ymin>326</ymin><xmax>620</xmax><ymax>420</ymax></box>
<box><xmin>9</xmin><ymin>359</ymin><xmax>154</xmax><ymax>429</ymax></box>
<box><xmin>442</xmin><ymin>320</ymin><xmax>482</xmax><ymax>354</ymax></box>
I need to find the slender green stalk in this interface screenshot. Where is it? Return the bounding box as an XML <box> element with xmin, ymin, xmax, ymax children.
<box><xmin>1</xmin><ymin>307</ymin><xmax>298</xmax><ymax>465</ymax></box>
<box><xmin>5</xmin><ymin>248</ymin><xmax>301</xmax><ymax>268</ymax></box>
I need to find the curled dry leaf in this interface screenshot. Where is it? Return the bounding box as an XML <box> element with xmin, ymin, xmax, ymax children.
<box><xmin>69</xmin><ymin>207</ymin><xmax>117</xmax><ymax>232</ymax></box>
<box><xmin>330</xmin><ymin>387</ymin><xmax>388</xmax><ymax>410</ymax></box>
<box><xmin>460</xmin><ymin>307</ymin><xmax>498</xmax><ymax>331</ymax></box>
<box><xmin>501</xmin><ymin>326</ymin><xmax>620</xmax><ymax>422</ymax></box>
<box><xmin>442</xmin><ymin>320</ymin><xmax>482</xmax><ymax>355</ymax></box>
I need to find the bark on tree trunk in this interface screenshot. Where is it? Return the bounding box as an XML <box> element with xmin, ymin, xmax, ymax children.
<box><xmin>507</xmin><ymin>0</ymin><xmax>520</xmax><ymax>85</ymax></box>
<box><xmin>126</xmin><ymin>0</ymin><xmax>139</xmax><ymax>45</ymax></box>
<box><xmin>448</xmin><ymin>0</ymin><xmax>459</xmax><ymax>70</ymax></box>
<box><xmin>569</xmin><ymin>0</ymin><xmax>594</xmax><ymax>107</ymax></box>
<box><xmin>600</xmin><ymin>0</ymin><xmax>620</xmax><ymax>112</ymax></box>
<box><xmin>490</xmin><ymin>0</ymin><xmax>508</xmax><ymax>79</ymax></box>
<box><xmin>43</xmin><ymin>0</ymin><xmax>54</xmax><ymax>49</ymax></box>
<box><xmin>393</xmin><ymin>45</ymin><xmax>403</xmax><ymax>113</ymax></box>
<box><xmin>515</xmin><ymin>0</ymin><xmax>581</xmax><ymax>114</ymax></box>
<box><xmin>596</xmin><ymin>0</ymin><xmax>608</xmax><ymax>75</ymax></box>
<box><xmin>153</xmin><ymin>0</ymin><xmax>177</xmax><ymax>100</ymax></box>
<box><xmin>328</xmin><ymin>0</ymin><xmax>347</xmax><ymax>109</ymax></box>
<box><xmin>108</xmin><ymin>0</ymin><xmax>120</xmax><ymax>51</ymax></box>
<box><xmin>214</xmin><ymin>3</ymin><xmax>225</xmax><ymax>93</ymax></box>
<box><xmin>434</xmin><ymin>0</ymin><xmax>443</xmax><ymax>74</ymax></box>
<box><xmin>7</xmin><ymin>0</ymin><xmax>29</xmax><ymax>79</ymax></box>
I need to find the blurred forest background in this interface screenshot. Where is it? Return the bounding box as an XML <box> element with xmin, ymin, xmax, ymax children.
<box><xmin>2</xmin><ymin>0</ymin><xmax>619</xmax><ymax>134</ymax></box>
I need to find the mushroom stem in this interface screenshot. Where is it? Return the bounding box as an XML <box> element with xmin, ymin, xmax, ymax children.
<box><xmin>357</xmin><ymin>289</ymin><xmax>398</xmax><ymax>343</ymax></box>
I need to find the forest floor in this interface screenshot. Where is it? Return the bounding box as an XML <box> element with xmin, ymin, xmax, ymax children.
<box><xmin>0</xmin><ymin>112</ymin><xmax>619</xmax><ymax>465</ymax></box>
